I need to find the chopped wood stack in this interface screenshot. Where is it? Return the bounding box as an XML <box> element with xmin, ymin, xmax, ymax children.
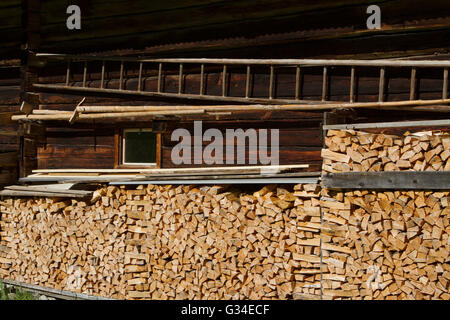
<box><xmin>320</xmin><ymin>189</ymin><xmax>450</xmax><ymax>300</ymax></box>
<box><xmin>0</xmin><ymin>186</ymin><xmax>128</xmax><ymax>299</ymax></box>
<box><xmin>322</xmin><ymin>129</ymin><xmax>450</xmax><ymax>173</ymax></box>
<box><xmin>0</xmin><ymin>183</ymin><xmax>323</xmax><ymax>299</ymax></box>
<box><xmin>1</xmin><ymin>183</ymin><xmax>448</xmax><ymax>300</ymax></box>
<box><xmin>124</xmin><ymin>183</ymin><xmax>322</xmax><ymax>300</ymax></box>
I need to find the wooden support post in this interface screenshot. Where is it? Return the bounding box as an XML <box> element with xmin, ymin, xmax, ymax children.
<box><xmin>322</xmin><ymin>66</ymin><xmax>327</xmax><ymax>102</ymax></box>
<box><xmin>222</xmin><ymin>65</ymin><xmax>227</xmax><ymax>97</ymax></box>
<box><xmin>137</xmin><ymin>62</ymin><xmax>143</xmax><ymax>92</ymax></box>
<box><xmin>350</xmin><ymin>67</ymin><xmax>355</xmax><ymax>103</ymax></box>
<box><xmin>269</xmin><ymin>65</ymin><xmax>274</xmax><ymax>99</ymax></box>
<box><xmin>157</xmin><ymin>63</ymin><xmax>163</xmax><ymax>93</ymax></box>
<box><xmin>200</xmin><ymin>64</ymin><xmax>204</xmax><ymax>96</ymax></box>
<box><xmin>379</xmin><ymin>67</ymin><xmax>385</xmax><ymax>102</ymax></box>
<box><xmin>443</xmin><ymin>68</ymin><xmax>448</xmax><ymax>100</ymax></box>
<box><xmin>410</xmin><ymin>67</ymin><xmax>416</xmax><ymax>100</ymax></box>
<box><xmin>82</xmin><ymin>62</ymin><xmax>87</xmax><ymax>87</ymax></box>
<box><xmin>245</xmin><ymin>65</ymin><xmax>251</xmax><ymax>98</ymax></box>
<box><xmin>100</xmin><ymin>61</ymin><xmax>105</xmax><ymax>89</ymax></box>
<box><xmin>65</xmin><ymin>60</ymin><xmax>71</xmax><ymax>87</ymax></box>
<box><xmin>178</xmin><ymin>63</ymin><xmax>183</xmax><ymax>94</ymax></box>
<box><xmin>119</xmin><ymin>61</ymin><xmax>124</xmax><ymax>90</ymax></box>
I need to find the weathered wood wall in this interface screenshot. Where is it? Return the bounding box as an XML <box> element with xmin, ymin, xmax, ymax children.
<box><xmin>36</xmin><ymin>115</ymin><xmax>324</xmax><ymax>170</ymax></box>
<box><xmin>35</xmin><ymin>0</ymin><xmax>450</xmax><ymax>59</ymax></box>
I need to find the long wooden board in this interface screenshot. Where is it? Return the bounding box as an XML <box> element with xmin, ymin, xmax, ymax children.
<box><xmin>322</xmin><ymin>171</ymin><xmax>450</xmax><ymax>190</ymax></box>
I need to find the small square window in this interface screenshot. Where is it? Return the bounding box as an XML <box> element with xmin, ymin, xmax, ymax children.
<box><xmin>122</xmin><ymin>129</ymin><xmax>157</xmax><ymax>165</ymax></box>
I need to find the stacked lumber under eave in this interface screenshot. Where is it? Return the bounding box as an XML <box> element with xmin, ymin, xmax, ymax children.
<box><xmin>123</xmin><ymin>183</ymin><xmax>322</xmax><ymax>300</ymax></box>
<box><xmin>320</xmin><ymin>188</ymin><xmax>450</xmax><ymax>300</ymax></box>
<box><xmin>322</xmin><ymin>129</ymin><xmax>450</xmax><ymax>173</ymax></box>
<box><xmin>0</xmin><ymin>187</ymin><xmax>128</xmax><ymax>299</ymax></box>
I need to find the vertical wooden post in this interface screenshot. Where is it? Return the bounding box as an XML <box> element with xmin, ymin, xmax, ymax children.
<box><xmin>137</xmin><ymin>62</ymin><xmax>143</xmax><ymax>92</ymax></box>
<box><xmin>200</xmin><ymin>64</ymin><xmax>204</xmax><ymax>95</ymax></box>
<box><xmin>157</xmin><ymin>63</ymin><xmax>163</xmax><ymax>93</ymax></box>
<box><xmin>443</xmin><ymin>68</ymin><xmax>448</xmax><ymax>100</ymax></box>
<box><xmin>322</xmin><ymin>66</ymin><xmax>327</xmax><ymax>102</ymax></box>
<box><xmin>119</xmin><ymin>61</ymin><xmax>124</xmax><ymax>90</ymax></box>
<box><xmin>269</xmin><ymin>65</ymin><xmax>274</xmax><ymax>99</ymax></box>
<box><xmin>65</xmin><ymin>60</ymin><xmax>71</xmax><ymax>87</ymax></box>
<box><xmin>222</xmin><ymin>65</ymin><xmax>227</xmax><ymax>97</ymax></box>
<box><xmin>378</xmin><ymin>67</ymin><xmax>385</xmax><ymax>102</ymax></box>
<box><xmin>178</xmin><ymin>63</ymin><xmax>183</xmax><ymax>94</ymax></box>
<box><xmin>82</xmin><ymin>61</ymin><xmax>87</xmax><ymax>88</ymax></box>
<box><xmin>245</xmin><ymin>65</ymin><xmax>251</xmax><ymax>98</ymax></box>
<box><xmin>100</xmin><ymin>61</ymin><xmax>105</xmax><ymax>89</ymax></box>
<box><xmin>295</xmin><ymin>66</ymin><xmax>301</xmax><ymax>100</ymax></box>
<box><xmin>350</xmin><ymin>67</ymin><xmax>355</xmax><ymax>103</ymax></box>
<box><xmin>410</xmin><ymin>67</ymin><xmax>416</xmax><ymax>101</ymax></box>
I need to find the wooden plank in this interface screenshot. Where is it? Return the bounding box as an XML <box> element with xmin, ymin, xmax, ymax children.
<box><xmin>4</xmin><ymin>185</ymin><xmax>92</xmax><ymax>196</ymax></box>
<box><xmin>323</xmin><ymin>119</ymin><xmax>450</xmax><ymax>130</ymax></box>
<box><xmin>322</xmin><ymin>171</ymin><xmax>450</xmax><ymax>190</ymax></box>
<box><xmin>0</xmin><ymin>189</ymin><xmax>92</xmax><ymax>198</ymax></box>
<box><xmin>33</xmin><ymin>164</ymin><xmax>308</xmax><ymax>174</ymax></box>
<box><xmin>36</xmin><ymin>55</ymin><xmax>450</xmax><ymax>68</ymax></box>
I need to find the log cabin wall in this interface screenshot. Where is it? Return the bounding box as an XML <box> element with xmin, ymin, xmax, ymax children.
<box><xmin>36</xmin><ymin>114</ymin><xmax>324</xmax><ymax>171</ymax></box>
<box><xmin>34</xmin><ymin>60</ymin><xmax>450</xmax><ymax>172</ymax></box>
<box><xmin>0</xmin><ymin>65</ymin><xmax>20</xmax><ymax>186</ymax></box>
<box><xmin>0</xmin><ymin>0</ymin><xmax>23</xmax><ymax>60</ymax></box>
<box><xmin>35</xmin><ymin>0</ymin><xmax>450</xmax><ymax>59</ymax></box>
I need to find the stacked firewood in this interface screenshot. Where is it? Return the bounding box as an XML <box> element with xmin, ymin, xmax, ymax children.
<box><xmin>1</xmin><ymin>183</ymin><xmax>448</xmax><ymax>300</ymax></box>
<box><xmin>0</xmin><ymin>186</ymin><xmax>128</xmax><ymax>299</ymax></box>
<box><xmin>0</xmin><ymin>183</ymin><xmax>324</xmax><ymax>300</ymax></box>
<box><xmin>123</xmin><ymin>183</ymin><xmax>323</xmax><ymax>300</ymax></box>
<box><xmin>322</xmin><ymin>129</ymin><xmax>450</xmax><ymax>173</ymax></box>
<box><xmin>320</xmin><ymin>188</ymin><xmax>450</xmax><ymax>300</ymax></box>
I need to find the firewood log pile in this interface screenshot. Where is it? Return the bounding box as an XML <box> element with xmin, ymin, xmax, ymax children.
<box><xmin>0</xmin><ymin>182</ymin><xmax>448</xmax><ymax>300</ymax></box>
<box><xmin>0</xmin><ymin>186</ymin><xmax>128</xmax><ymax>299</ymax></box>
<box><xmin>322</xmin><ymin>129</ymin><xmax>450</xmax><ymax>173</ymax></box>
<box><xmin>320</xmin><ymin>188</ymin><xmax>450</xmax><ymax>300</ymax></box>
<box><xmin>124</xmin><ymin>183</ymin><xmax>323</xmax><ymax>299</ymax></box>
<box><xmin>0</xmin><ymin>183</ymin><xmax>323</xmax><ymax>300</ymax></box>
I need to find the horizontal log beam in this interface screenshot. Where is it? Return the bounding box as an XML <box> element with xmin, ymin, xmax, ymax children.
<box><xmin>36</xmin><ymin>54</ymin><xmax>450</xmax><ymax>68</ymax></box>
<box><xmin>322</xmin><ymin>171</ymin><xmax>450</xmax><ymax>190</ymax></box>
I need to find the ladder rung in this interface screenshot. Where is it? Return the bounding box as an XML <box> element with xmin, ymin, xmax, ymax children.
<box><xmin>350</xmin><ymin>66</ymin><xmax>355</xmax><ymax>103</ymax></box>
<box><xmin>158</xmin><ymin>63</ymin><xmax>163</xmax><ymax>93</ymax></box>
<box><xmin>119</xmin><ymin>61</ymin><xmax>124</xmax><ymax>90</ymax></box>
<box><xmin>100</xmin><ymin>61</ymin><xmax>105</xmax><ymax>89</ymax></box>
<box><xmin>82</xmin><ymin>62</ymin><xmax>87</xmax><ymax>87</ymax></box>
<box><xmin>137</xmin><ymin>62</ymin><xmax>143</xmax><ymax>92</ymax></box>
<box><xmin>245</xmin><ymin>65</ymin><xmax>251</xmax><ymax>98</ymax></box>
<box><xmin>295</xmin><ymin>66</ymin><xmax>301</xmax><ymax>100</ymax></box>
<box><xmin>379</xmin><ymin>67</ymin><xmax>385</xmax><ymax>102</ymax></box>
<box><xmin>199</xmin><ymin>64</ymin><xmax>204</xmax><ymax>96</ymax></box>
<box><xmin>65</xmin><ymin>61</ymin><xmax>71</xmax><ymax>87</ymax></box>
<box><xmin>222</xmin><ymin>65</ymin><xmax>227</xmax><ymax>97</ymax></box>
<box><xmin>443</xmin><ymin>68</ymin><xmax>448</xmax><ymax>100</ymax></box>
<box><xmin>269</xmin><ymin>65</ymin><xmax>274</xmax><ymax>99</ymax></box>
<box><xmin>410</xmin><ymin>67</ymin><xmax>416</xmax><ymax>101</ymax></box>
<box><xmin>322</xmin><ymin>66</ymin><xmax>327</xmax><ymax>102</ymax></box>
<box><xmin>178</xmin><ymin>63</ymin><xmax>183</xmax><ymax>94</ymax></box>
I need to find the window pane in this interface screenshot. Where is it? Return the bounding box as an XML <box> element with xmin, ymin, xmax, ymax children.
<box><xmin>124</xmin><ymin>131</ymin><xmax>156</xmax><ymax>164</ymax></box>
